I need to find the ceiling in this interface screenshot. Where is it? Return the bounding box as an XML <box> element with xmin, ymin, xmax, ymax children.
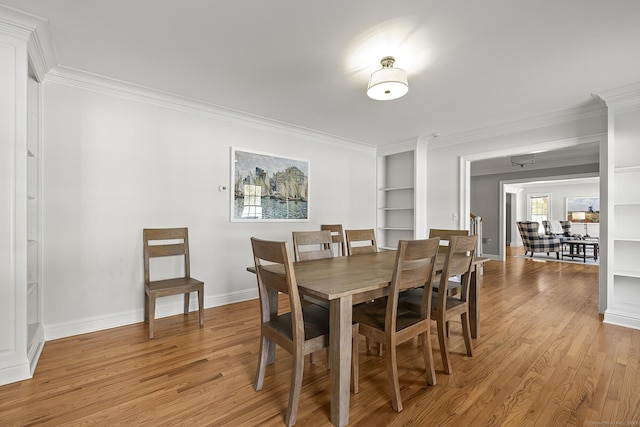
<box><xmin>3</xmin><ymin>0</ymin><xmax>640</xmax><ymax>147</ymax></box>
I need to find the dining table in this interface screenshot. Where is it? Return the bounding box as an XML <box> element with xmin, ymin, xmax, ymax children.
<box><xmin>248</xmin><ymin>249</ymin><xmax>489</xmax><ymax>426</ymax></box>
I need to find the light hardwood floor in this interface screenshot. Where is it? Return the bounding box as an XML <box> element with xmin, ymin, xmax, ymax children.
<box><xmin>1</xmin><ymin>248</ymin><xmax>639</xmax><ymax>426</ymax></box>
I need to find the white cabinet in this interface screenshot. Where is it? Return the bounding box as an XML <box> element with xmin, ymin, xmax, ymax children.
<box><xmin>376</xmin><ymin>140</ymin><xmax>427</xmax><ymax>249</ymax></box>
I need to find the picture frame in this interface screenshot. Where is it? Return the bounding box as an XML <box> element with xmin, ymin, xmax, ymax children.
<box><xmin>231</xmin><ymin>148</ymin><xmax>309</xmax><ymax>222</ymax></box>
<box><xmin>566</xmin><ymin>196</ymin><xmax>599</xmax><ymax>223</ymax></box>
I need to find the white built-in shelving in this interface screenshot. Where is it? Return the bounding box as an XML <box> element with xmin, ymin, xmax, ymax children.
<box><xmin>376</xmin><ymin>141</ymin><xmax>427</xmax><ymax>250</ymax></box>
<box><xmin>597</xmin><ymin>85</ymin><xmax>640</xmax><ymax>330</ymax></box>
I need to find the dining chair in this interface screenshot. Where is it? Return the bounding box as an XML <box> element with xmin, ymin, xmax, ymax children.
<box><xmin>345</xmin><ymin>229</ymin><xmax>378</xmax><ymax>255</ymax></box>
<box><xmin>429</xmin><ymin>228</ymin><xmax>469</xmax><ymax>251</ymax></box>
<box><xmin>292</xmin><ymin>230</ymin><xmax>333</xmax><ymax>262</ymax></box>
<box><xmin>250</xmin><ymin>238</ymin><xmax>359</xmax><ymax>426</ymax></box>
<box><xmin>321</xmin><ymin>224</ymin><xmax>346</xmax><ymax>256</ymax></box>
<box><xmin>143</xmin><ymin>227</ymin><xmax>204</xmax><ymax>339</ymax></box>
<box><xmin>428</xmin><ymin>228</ymin><xmax>469</xmax><ymax>295</ymax></box>
<box><xmin>352</xmin><ymin>238</ymin><xmax>440</xmax><ymax>412</ymax></box>
<box><xmin>400</xmin><ymin>234</ymin><xmax>477</xmax><ymax>374</ymax></box>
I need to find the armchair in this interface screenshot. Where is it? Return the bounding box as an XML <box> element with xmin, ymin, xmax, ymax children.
<box><xmin>542</xmin><ymin>220</ymin><xmax>580</xmax><ymax>242</ymax></box>
<box><xmin>517</xmin><ymin>221</ymin><xmax>561</xmax><ymax>259</ymax></box>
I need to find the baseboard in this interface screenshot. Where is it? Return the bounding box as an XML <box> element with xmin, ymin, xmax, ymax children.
<box><xmin>44</xmin><ymin>288</ymin><xmax>258</xmax><ymax>341</ymax></box>
<box><xmin>0</xmin><ymin>360</ymin><xmax>32</xmax><ymax>386</ymax></box>
<box><xmin>603</xmin><ymin>309</ymin><xmax>640</xmax><ymax>331</ymax></box>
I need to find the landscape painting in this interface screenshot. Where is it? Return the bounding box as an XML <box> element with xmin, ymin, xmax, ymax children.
<box><xmin>566</xmin><ymin>196</ymin><xmax>600</xmax><ymax>223</ymax></box>
<box><xmin>231</xmin><ymin>148</ymin><xmax>309</xmax><ymax>222</ymax></box>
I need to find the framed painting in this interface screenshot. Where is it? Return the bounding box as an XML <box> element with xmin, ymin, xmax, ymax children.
<box><xmin>566</xmin><ymin>196</ymin><xmax>599</xmax><ymax>223</ymax></box>
<box><xmin>231</xmin><ymin>148</ymin><xmax>309</xmax><ymax>222</ymax></box>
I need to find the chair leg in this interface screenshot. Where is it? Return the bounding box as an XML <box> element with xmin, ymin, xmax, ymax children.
<box><xmin>148</xmin><ymin>294</ymin><xmax>156</xmax><ymax>339</ymax></box>
<box><xmin>198</xmin><ymin>289</ymin><xmax>204</xmax><ymax>327</ymax></box>
<box><xmin>144</xmin><ymin>291</ymin><xmax>149</xmax><ymax>323</ymax></box>
<box><xmin>254</xmin><ymin>335</ymin><xmax>270</xmax><ymax>391</ymax></box>
<box><xmin>183</xmin><ymin>292</ymin><xmax>190</xmax><ymax>315</ymax></box>
<box><xmin>421</xmin><ymin>331</ymin><xmax>436</xmax><ymax>386</ymax></box>
<box><xmin>461</xmin><ymin>312</ymin><xmax>473</xmax><ymax>357</ymax></box>
<box><xmin>437</xmin><ymin>319</ymin><xmax>452</xmax><ymax>374</ymax></box>
<box><xmin>285</xmin><ymin>349</ymin><xmax>304</xmax><ymax>427</ymax></box>
<box><xmin>386</xmin><ymin>341</ymin><xmax>402</xmax><ymax>412</ymax></box>
<box><xmin>351</xmin><ymin>324</ymin><xmax>359</xmax><ymax>394</ymax></box>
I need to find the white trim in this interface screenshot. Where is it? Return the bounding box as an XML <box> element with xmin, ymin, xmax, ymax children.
<box><xmin>44</xmin><ymin>288</ymin><xmax>258</xmax><ymax>341</ymax></box>
<box><xmin>603</xmin><ymin>309</ymin><xmax>640</xmax><ymax>331</ymax></box>
<box><xmin>0</xmin><ymin>359</ymin><xmax>31</xmax><ymax>386</ymax></box>
<box><xmin>0</xmin><ymin>5</ymin><xmax>56</xmax><ymax>82</ymax></box>
<box><xmin>593</xmin><ymin>82</ymin><xmax>640</xmax><ymax>110</ymax></box>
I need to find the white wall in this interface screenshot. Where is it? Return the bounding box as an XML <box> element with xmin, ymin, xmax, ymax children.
<box><xmin>41</xmin><ymin>81</ymin><xmax>376</xmax><ymax>339</ymax></box>
<box><xmin>519</xmin><ymin>180</ymin><xmax>600</xmax><ymax>238</ymax></box>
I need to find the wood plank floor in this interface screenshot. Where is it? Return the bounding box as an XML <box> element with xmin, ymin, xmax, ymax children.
<box><xmin>2</xmin><ymin>247</ymin><xmax>639</xmax><ymax>426</ymax></box>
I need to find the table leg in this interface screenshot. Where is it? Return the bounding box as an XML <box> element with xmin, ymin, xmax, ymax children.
<box><xmin>329</xmin><ymin>296</ymin><xmax>352</xmax><ymax>427</ymax></box>
<box><xmin>469</xmin><ymin>267</ymin><xmax>480</xmax><ymax>339</ymax></box>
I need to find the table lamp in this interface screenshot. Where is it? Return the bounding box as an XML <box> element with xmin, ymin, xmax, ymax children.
<box><xmin>572</xmin><ymin>211</ymin><xmax>589</xmax><ymax>238</ymax></box>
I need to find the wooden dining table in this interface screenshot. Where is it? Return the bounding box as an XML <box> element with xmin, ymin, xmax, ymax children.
<box><xmin>248</xmin><ymin>249</ymin><xmax>489</xmax><ymax>426</ymax></box>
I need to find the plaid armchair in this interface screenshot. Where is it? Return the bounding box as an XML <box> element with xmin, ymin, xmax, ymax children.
<box><xmin>517</xmin><ymin>221</ymin><xmax>561</xmax><ymax>259</ymax></box>
<box><xmin>542</xmin><ymin>220</ymin><xmax>580</xmax><ymax>242</ymax></box>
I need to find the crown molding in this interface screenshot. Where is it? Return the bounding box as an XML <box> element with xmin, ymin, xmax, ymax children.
<box><xmin>0</xmin><ymin>5</ymin><xmax>56</xmax><ymax>82</ymax></box>
<box><xmin>593</xmin><ymin>81</ymin><xmax>640</xmax><ymax>111</ymax></box>
<box><xmin>426</xmin><ymin>102</ymin><xmax>607</xmax><ymax>150</ymax></box>
<box><xmin>45</xmin><ymin>65</ymin><xmax>374</xmax><ymax>153</ymax></box>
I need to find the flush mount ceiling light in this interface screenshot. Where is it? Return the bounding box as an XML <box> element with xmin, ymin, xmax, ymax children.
<box><xmin>511</xmin><ymin>154</ymin><xmax>535</xmax><ymax>168</ymax></box>
<box><xmin>367</xmin><ymin>56</ymin><xmax>408</xmax><ymax>101</ymax></box>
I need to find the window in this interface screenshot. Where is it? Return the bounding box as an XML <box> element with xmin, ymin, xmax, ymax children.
<box><xmin>528</xmin><ymin>194</ymin><xmax>550</xmax><ymax>233</ymax></box>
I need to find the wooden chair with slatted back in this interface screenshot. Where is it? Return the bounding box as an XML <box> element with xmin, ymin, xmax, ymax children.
<box><xmin>321</xmin><ymin>224</ymin><xmax>346</xmax><ymax>256</ymax></box>
<box><xmin>352</xmin><ymin>238</ymin><xmax>440</xmax><ymax>412</ymax></box>
<box><xmin>251</xmin><ymin>237</ymin><xmax>358</xmax><ymax>426</ymax></box>
<box><xmin>292</xmin><ymin>229</ymin><xmax>361</xmax><ymax>371</ymax></box>
<box><xmin>400</xmin><ymin>234</ymin><xmax>477</xmax><ymax>374</ymax></box>
<box><xmin>143</xmin><ymin>227</ymin><xmax>204</xmax><ymax>339</ymax></box>
<box><xmin>428</xmin><ymin>229</ymin><xmax>469</xmax><ymax>294</ymax></box>
<box><xmin>292</xmin><ymin>230</ymin><xmax>333</xmax><ymax>262</ymax></box>
<box><xmin>428</xmin><ymin>228</ymin><xmax>469</xmax><ymax>253</ymax></box>
<box><xmin>345</xmin><ymin>229</ymin><xmax>378</xmax><ymax>255</ymax></box>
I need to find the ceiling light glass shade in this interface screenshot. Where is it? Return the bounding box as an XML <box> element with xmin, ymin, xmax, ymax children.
<box><xmin>367</xmin><ymin>56</ymin><xmax>408</xmax><ymax>101</ymax></box>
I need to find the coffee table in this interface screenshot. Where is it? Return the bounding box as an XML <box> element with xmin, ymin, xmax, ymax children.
<box><xmin>562</xmin><ymin>240</ymin><xmax>599</xmax><ymax>263</ymax></box>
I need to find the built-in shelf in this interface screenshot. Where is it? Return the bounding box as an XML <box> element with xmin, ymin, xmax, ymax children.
<box><xmin>614</xmin><ymin>202</ymin><xmax>640</xmax><ymax>206</ymax></box>
<box><xmin>614</xmin><ymin>166</ymin><xmax>640</xmax><ymax>173</ymax></box>
<box><xmin>379</xmin><ymin>186</ymin><xmax>414</xmax><ymax>191</ymax></box>
<box><xmin>614</xmin><ymin>237</ymin><xmax>640</xmax><ymax>242</ymax></box>
<box><xmin>603</xmin><ymin>98</ymin><xmax>640</xmax><ymax>329</ymax></box>
<box><xmin>376</xmin><ymin>142</ymin><xmax>427</xmax><ymax>250</ymax></box>
<box><xmin>614</xmin><ymin>270</ymin><xmax>640</xmax><ymax>279</ymax></box>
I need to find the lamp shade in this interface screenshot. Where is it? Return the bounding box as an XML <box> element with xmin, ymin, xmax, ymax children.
<box><xmin>367</xmin><ymin>56</ymin><xmax>408</xmax><ymax>101</ymax></box>
<box><xmin>572</xmin><ymin>211</ymin><xmax>586</xmax><ymax>221</ymax></box>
